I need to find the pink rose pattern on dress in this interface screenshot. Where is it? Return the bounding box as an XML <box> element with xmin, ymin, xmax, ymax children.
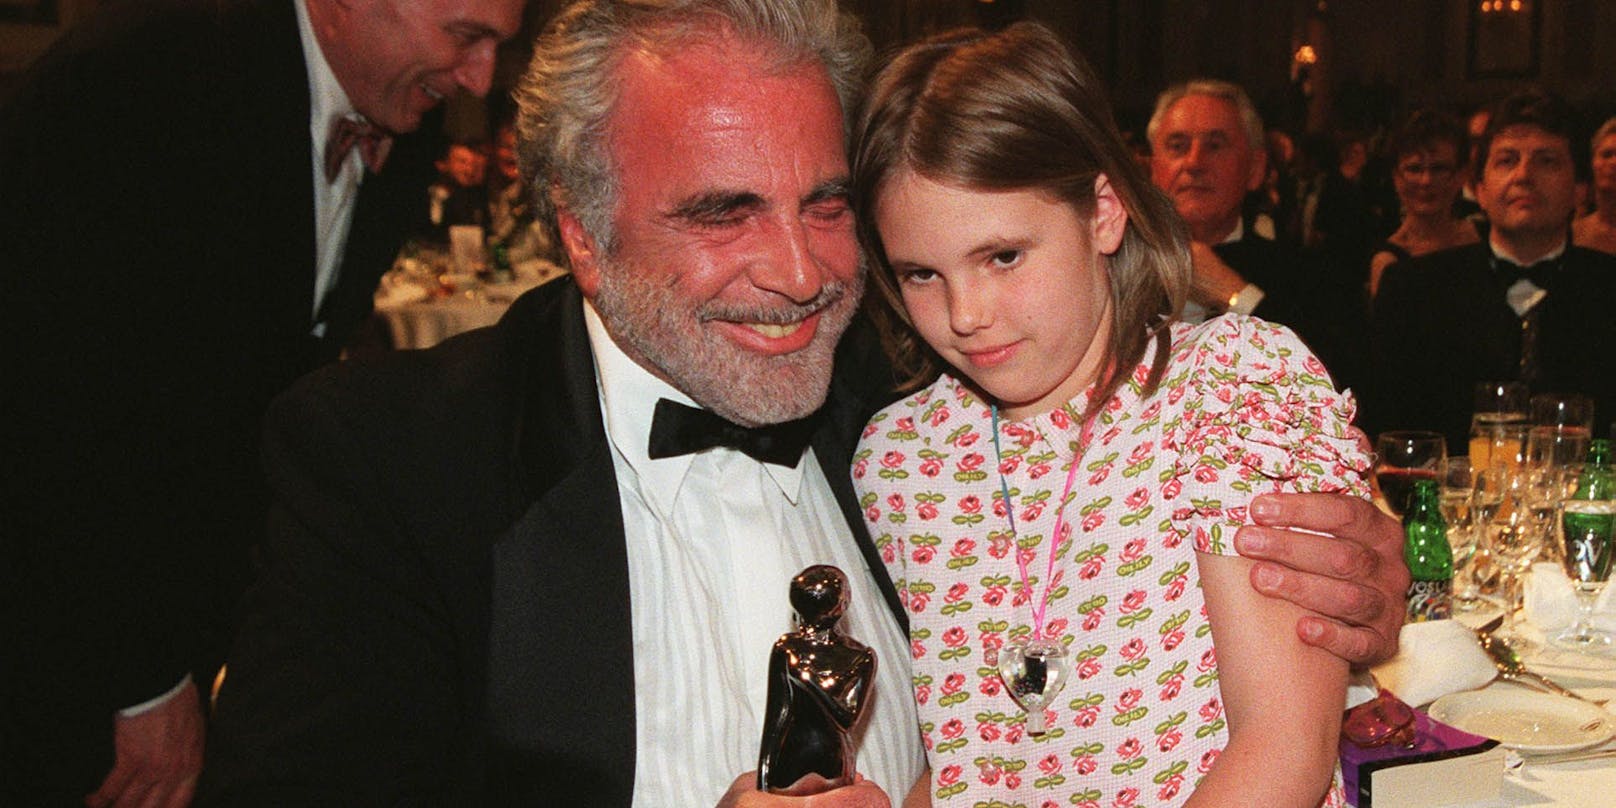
<box><xmin>854</xmin><ymin>316</ymin><xmax>1364</xmax><ymax>807</ymax></box>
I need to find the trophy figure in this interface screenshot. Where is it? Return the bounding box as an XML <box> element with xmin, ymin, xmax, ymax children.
<box><xmin>757</xmin><ymin>565</ymin><xmax>876</xmax><ymax>795</ymax></box>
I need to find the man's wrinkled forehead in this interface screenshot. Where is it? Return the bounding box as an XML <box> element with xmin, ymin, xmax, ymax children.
<box><xmin>1167</xmin><ymin>94</ymin><xmax>1246</xmax><ymax>141</ymax></box>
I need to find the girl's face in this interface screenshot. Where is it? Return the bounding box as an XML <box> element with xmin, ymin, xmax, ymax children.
<box><xmin>874</xmin><ymin>172</ymin><xmax>1126</xmax><ymax>420</ymax></box>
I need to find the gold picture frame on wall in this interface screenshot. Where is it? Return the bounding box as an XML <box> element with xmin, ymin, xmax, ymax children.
<box><xmin>1467</xmin><ymin>0</ymin><xmax>1541</xmax><ymax>79</ymax></box>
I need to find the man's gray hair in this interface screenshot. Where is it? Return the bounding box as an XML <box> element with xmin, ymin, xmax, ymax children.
<box><xmin>1146</xmin><ymin>78</ymin><xmax>1265</xmax><ymax>157</ymax></box>
<box><xmin>513</xmin><ymin>0</ymin><xmax>871</xmax><ymax>261</ymax></box>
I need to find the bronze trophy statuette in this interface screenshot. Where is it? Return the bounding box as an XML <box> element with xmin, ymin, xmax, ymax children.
<box><xmin>756</xmin><ymin>564</ymin><xmax>876</xmax><ymax>795</ymax></box>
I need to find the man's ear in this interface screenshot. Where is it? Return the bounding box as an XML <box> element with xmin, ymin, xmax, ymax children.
<box><xmin>1091</xmin><ymin>173</ymin><xmax>1129</xmax><ymax>255</ymax></box>
<box><xmin>1244</xmin><ymin>144</ymin><xmax>1268</xmax><ymax>193</ymax></box>
<box><xmin>556</xmin><ymin>205</ymin><xmax>602</xmax><ymax>298</ymax></box>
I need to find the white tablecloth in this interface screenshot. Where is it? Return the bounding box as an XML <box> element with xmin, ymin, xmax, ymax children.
<box><xmin>372</xmin><ymin>260</ymin><xmax>565</xmax><ymax>350</ymax></box>
<box><xmin>1453</xmin><ymin>608</ymin><xmax>1616</xmax><ymax>807</ymax></box>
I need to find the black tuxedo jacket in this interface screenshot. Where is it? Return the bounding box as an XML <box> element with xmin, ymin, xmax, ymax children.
<box><xmin>1215</xmin><ymin>233</ymin><xmax>1369</xmax><ymax>392</ymax></box>
<box><xmin>1366</xmin><ymin>242</ymin><xmax>1616</xmax><ymax>451</ymax></box>
<box><xmin>1</xmin><ymin>0</ymin><xmax>434</xmax><ymax>794</ymax></box>
<box><xmin>199</xmin><ymin>279</ymin><xmax>905</xmax><ymax>804</ymax></box>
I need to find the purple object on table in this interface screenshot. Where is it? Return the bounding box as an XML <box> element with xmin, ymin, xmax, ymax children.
<box><xmin>1339</xmin><ymin>709</ymin><xmax>1500</xmax><ymax>807</ymax></box>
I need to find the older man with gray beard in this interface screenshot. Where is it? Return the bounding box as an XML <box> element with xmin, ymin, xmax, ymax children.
<box><xmin>202</xmin><ymin>1</ymin><xmax>1409</xmax><ymax>806</ymax></box>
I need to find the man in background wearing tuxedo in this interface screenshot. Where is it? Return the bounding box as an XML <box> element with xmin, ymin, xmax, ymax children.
<box><xmin>1148</xmin><ymin>79</ymin><xmax>1367</xmax><ymax>389</ymax></box>
<box><xmin>0</xmin><ymin>1</ymin><xmax>522</xmax><ymax>805</ymax></box>
<box><xmin>1370</xmin><ymin>89</ymin><xmax>1616</xmax><ymax>449</ymax></box>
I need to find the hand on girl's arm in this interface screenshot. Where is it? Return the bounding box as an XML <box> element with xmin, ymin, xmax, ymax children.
<box><xmin>1236</xmin><ymin>492</ymin><xmax>1409</xmax><ymax>666</ymax></box>
<box><xmin>1186</xmin><ymin>553</ymin><xmax>1348</xmax><ymax>808</ymax></box>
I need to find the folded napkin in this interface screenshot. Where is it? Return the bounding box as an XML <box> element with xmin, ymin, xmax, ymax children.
<box><xmin>1366</xmin><ymin>619</ymin><xmax>1496</xmax><ymax>708</ymax></box>
<box><xmin>1524</xmin><ymin>562</ymin><xmax>1616</xmax><ymax>632</ymax></box>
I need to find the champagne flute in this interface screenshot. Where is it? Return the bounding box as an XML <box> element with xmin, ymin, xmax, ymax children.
<box><xmin>1470</xmin><ymin>381</ymin><xmax>1528</xmax><ymax>470</ymax></box>
<box><xmin>1374</xmin><ymin>431</ymin><xmax>1446</xmax><ymax>516</ymax></box>
<box><xmin>1552</xmin><ymin>462</ymin><xmax>1616</xmax><ymax>653</ymax></box>
<box><xmin>1480</xmin><ymin>466</ymin><xmax>1549</xmax><ymax>653</ymax></box>
<box><xmin>1441</xmin><ymin>458</ymin><xmax>1482</xmax><ymax>611</ymax></box>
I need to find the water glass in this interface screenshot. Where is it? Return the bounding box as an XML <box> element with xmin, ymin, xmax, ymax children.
<box><xmin>1441</xmin><ymin>458</ymin><xmax>1481</xmax><ymax>610</ymax></box>
<box><xmin>1552</xmin><ymin>463</ymin><xmax>1616</xmax><ymax>653</ymax></box>
<box><xmin>1478</xmin><ymin>466</ymin><xmax>1549</xmax><ymax>653</ymax></box>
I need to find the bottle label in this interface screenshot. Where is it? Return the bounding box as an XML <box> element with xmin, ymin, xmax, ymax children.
<box><xmin>1405</xmin><ymin>579</ymin><xmax>1453</xmax><ymax>622</ymax></box>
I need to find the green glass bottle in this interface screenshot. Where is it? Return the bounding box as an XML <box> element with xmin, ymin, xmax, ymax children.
<box><xmin>490</xmin><ymin>241</ymin><xmax>514</xmax><ymax>284</ymax></box>
<box><xmin>1403</xmin><ymin>478</ymin><xmax>1453</xmax><ymax>622</ymax></box>
<box><xmin>1562</xmin><ymin>439</ymin><xmax>1615</xmax><ymax>587</ymax></box>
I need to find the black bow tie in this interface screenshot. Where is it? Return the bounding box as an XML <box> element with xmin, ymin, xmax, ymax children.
<box><xmin>1495</xmin><ymin>255</ymin><xmax>1561</xmax><ymax>290</ymax></box>
<box><xmin>646</xmin><ymin>398</ymin><xmax>817</xmax><ymax>467</ymax></box>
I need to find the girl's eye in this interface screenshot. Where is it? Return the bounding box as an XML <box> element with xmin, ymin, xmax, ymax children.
<box><xmin>897</xmin><ymin>268</ymin><xmax>937</xmax><ymax>284</ymax></box>
<box><xmin>990</xmin><ymin>250</ymin><xmax>1022</xmax><ymax>268</ymax></box>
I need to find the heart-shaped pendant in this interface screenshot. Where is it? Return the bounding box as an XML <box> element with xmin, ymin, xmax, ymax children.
<box><xmin>996</xmin><ymin>637</ymin><xmax>1070</xmax><ymax>736</ymax></box>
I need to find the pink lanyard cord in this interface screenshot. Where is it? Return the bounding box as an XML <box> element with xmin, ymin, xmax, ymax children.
<box><xmin>990</xmin><ymin>404</ymin><xmax>1094</xmax><ymax>642</ymax></box>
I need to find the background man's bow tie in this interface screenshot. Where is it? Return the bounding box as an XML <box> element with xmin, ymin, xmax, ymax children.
<box><xmin>647</xmin><ymin>399</ymin><xmax>816</xmax><ymax>467</ymax></box>
<box><xmin>324</xmin><ymin>116</ymin><xmax>392</xmax><ymax>182</ymax></box>
<box><xmin>1496</xmin><ymin>256</ymin><xmax>1561</xmax><ymax>290</ymax></box>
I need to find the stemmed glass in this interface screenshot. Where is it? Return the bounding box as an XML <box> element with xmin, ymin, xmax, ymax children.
<box><xmin>1478</xmin><ymin>465</ymin><xmax>1552</xmax><ymax>653</ymax></box>
<box><xmin>1470</xmin><ymin>382</ymin><xmax>1528</xmax><ymax>470</ymax></box>
<box><xmin>1552</xmin><ymin>462</ymin><xmax>1616</xmax><ymax>653</ymax></box>
<box><xmin>1440</xmin><ymin>458</ymin><xmax>1482</xmax><ymax>611</ymax></box>
<box><xmin>1374</xmin><ymin>431</ymin><xmax>1447</xmax><ymax>516</ymax></box>
<box><xmin>1526</xmin><ymin>394</ymin><xmax>1594</xmax><ymax>471</ymax></box>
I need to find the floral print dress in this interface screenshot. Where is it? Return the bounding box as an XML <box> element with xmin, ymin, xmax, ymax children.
<box><xmin>853</xmin><ymin>315</ymin><xmax>1367</xmax><ymax>808</ymax></box>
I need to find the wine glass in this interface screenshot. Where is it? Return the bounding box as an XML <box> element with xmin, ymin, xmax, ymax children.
<box><xmin>1374</xmin><ymin>431</ymin><xmax>1446</xmax><ymax>516</ymax></box>
<box><xmin>1526</xmin><ymin>394</ymin><xmax>1594</xmax><ymax>471</ymax></box>
<box><xmin>1479</xmin><ymin>466</ymin><xmax>1550</xmax><ymax>653</ymax></box>
<box><xmin>1470</xmin><ymin>382</ymin><xmax>1528</xmax><ymax>470</ymax></box>
<box><xmin>1440</xmin><ymin>458</ymin><xmax>1482</xmax><ymax>611</ymax></box>
<box><xmin>1552</xmin><ymin>462</ymin><xmax>1616</xmax><ymax>653</ymax></box>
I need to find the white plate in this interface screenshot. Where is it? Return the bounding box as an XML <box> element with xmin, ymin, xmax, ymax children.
<box><xmin>1429</xmin><ymin>689</ymin><xmax>1615</xmax><ymax>754</ymax></box>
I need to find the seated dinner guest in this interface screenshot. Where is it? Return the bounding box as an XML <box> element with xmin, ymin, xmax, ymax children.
<box><xmin>201</xmin><ymin>1</ymin><xmax>1408</xmax><ymax>805</ymax></box>
<box><xmin>1369</xmin><ymin>109</ymin><xmax>1480</xmax><ymax>299</ymax></box>
<box><xmin>853</xmin><ymin>23</ymin><xmax>1359</xmax><ymax>807</ymax></box>
<box><xmin>1147</xmin><ymin>79</ymin><xmax>1365</xmax><ymax>391</ymax></box>
<box><xmin>1369</xmin><ymin>90</ymin><xmax>1616</xmax><ymax>451</ymax></box>
<box><xmin>1572</xmin><ymin>117</ymin><xmax>1616</xmax><ymax>255</ymax></box>
<box><xmin>422</xmin><ymin>138</ymin><xmax>491</xmax><ymax>237</ymax></box>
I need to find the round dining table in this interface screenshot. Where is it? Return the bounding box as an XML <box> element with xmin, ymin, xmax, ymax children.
<box><xmin>372</xmin><ymin>258</ymin><xmax>566</xmax><ymax>350</ymax></box>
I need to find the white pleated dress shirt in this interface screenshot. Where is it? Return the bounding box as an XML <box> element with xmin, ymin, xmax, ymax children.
<box><xmin>296</xmin><ymin>0</ymin><xmax>364</xmax><ymax>335</ymax></box>
<box><xmin>583</xmin><ymin>302</ymin><xmax>924</xmax><ymax>805</ymax></box>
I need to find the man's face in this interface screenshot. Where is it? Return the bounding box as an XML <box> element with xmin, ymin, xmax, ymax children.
<box><xmin>1476</xmin><ymin>124</ymin><xmax>1577</xmax><ymax>245</ymax></box>
<box><xmin>1149</xmin><ymin>94</ymin><xmax>1263</xmax><ymax>243</ymax></box>
<box><xmin>443</xmin><ymin>144</ymin><xmax>484</xmax><ymax>187</ymax></box>
<box><xmin>562</xmin><ymin>35</ymin><xmax>863</xmax><ymax>427</ymax></box>
<box><xmin>316</xmin><ymin>0</ymin><xmax>523</xmax><ymax>134</ymax></box>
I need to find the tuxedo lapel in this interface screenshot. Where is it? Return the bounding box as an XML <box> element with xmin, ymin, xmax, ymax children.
<box><xmin>815</xmin><ymin>320</ymin><xmax>908</xmax><ymax>633</ymax></box>
<box><xmin>484</xmin><ymin>283</ymin><xmax>636</xmax><ymax>802</ymax></box>
<box><xmin>219</xmin><ymin>0</ymin><xmax>319</xmax><ymax>340</ymax></box>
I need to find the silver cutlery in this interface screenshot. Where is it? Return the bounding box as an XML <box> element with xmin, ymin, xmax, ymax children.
<box><xmin>1474</xmin><ymin>629</ymin><xmax>1609</xmax><ymax>707</ymax></box>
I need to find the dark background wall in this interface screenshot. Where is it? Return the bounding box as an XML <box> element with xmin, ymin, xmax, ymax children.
<box><xmin>5</xmin><ymin>0</ymin><xmax>1612</xmax><ymax>141</ymax></box>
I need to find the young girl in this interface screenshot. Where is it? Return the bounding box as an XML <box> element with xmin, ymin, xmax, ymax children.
<box><xmin>850</xmin><ymin>23</ymin><xmax>1365</xmax><ymax>808</ymax></box>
